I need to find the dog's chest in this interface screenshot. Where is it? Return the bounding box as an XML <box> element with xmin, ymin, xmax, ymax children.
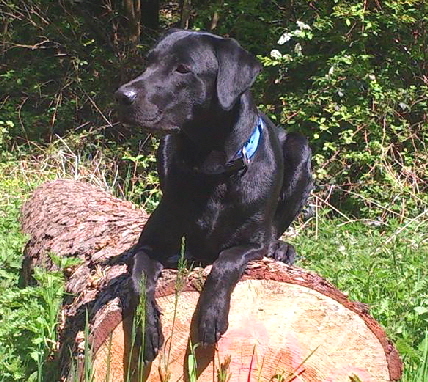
<box><xmin>194</xmin><ymin>182</ymin><xmax>228</xmax><ymax>224</ymax></box>
<box><xmin>189</xmin><ymin>179</ymin><xmax>256</xmax><ymax>238</ymax></box>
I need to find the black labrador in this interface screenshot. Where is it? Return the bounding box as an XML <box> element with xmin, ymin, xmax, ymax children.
<box><xmin>115</xmin><ymin>29</ymin><xmax>312</xmax><ymax>362</ymax></box>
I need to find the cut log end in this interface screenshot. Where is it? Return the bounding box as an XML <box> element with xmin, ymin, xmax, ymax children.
<box><xmin>19</xmin><ymin>180</ymin><xmax>402</xmax><ymax>382</ymax></box>
<box><xmin>92</xmin><ymin>262</ymin><xmax>402</xmax><ymax>382</ymax></box>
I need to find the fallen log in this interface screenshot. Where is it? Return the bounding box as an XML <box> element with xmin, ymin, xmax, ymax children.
<box><xmin>21</xmin><ymin>179</ymin><xmax>402</xmax><ymax>382</ymax></box>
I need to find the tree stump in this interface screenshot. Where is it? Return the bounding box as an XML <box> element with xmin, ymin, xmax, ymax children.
<box><xmin>21</xmin><ymin>179</ymin><xmax>402</xmax><ymax>382</ymax></box>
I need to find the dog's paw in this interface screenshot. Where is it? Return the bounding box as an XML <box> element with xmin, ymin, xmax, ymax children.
<box><xmin>197</xmin><ymin>299</ymin><xmax>229</xmax><ymax>345</ymax></box>
<box><xmin>143</xmin><ymin>322</ymin><xmax>164</xmax><ymax>362</ymax></box>
<box><xmin>268</xmin><ymin>240</ymin><xmax>296</xmax><ymax>265</ymax></box>
<box><xmin>134</xmin><ymin>300</ymin><xmax>164</xmax><ymax>363</ymax></box>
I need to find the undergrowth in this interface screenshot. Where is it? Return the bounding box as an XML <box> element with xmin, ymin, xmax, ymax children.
<box><xmin>0</xmin><ymin>150</ymin><xmax>427</xmax><ymax>381</ymax></box>
<box><xmin>0</xmin><ymin>160</ymin><xmax>64</xmax><ymax>381</ymax></box>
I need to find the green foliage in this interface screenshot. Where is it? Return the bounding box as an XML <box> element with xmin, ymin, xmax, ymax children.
<box><xmin>187</xmin><ymin>342</ymin><xmax>198</xmax><ymax>382</ymax></box>
<box><xmin>0</xmin><ymin>186</ymin><xmax>65</xmax><ymax>381</ymax></box>
<box><xmin>0</xmin><ymin>0</ymin><xmax>146</xmax><ymax>144</ymax></box>
<box><xmin>121</xmin><ymin>136</ymin><xmax>161</xmax><ymax>212</ymax></box>
<box><xmin>192</xmin><ymin>0</ymin><xmax>283</xmax><ymax>52</ymax></box>
<box><xmin>255</xmin><ymin>1</ymin><xmax>428</xmax><ymax>218</ymax></box>
<box><xmin>2</xmin><ymin>0</ymin><xmax>427</xmax><ymax>218</ymax></box>
<box><xmin>407</xmin><ymin>330</ymin><xmax>428</xmax><ymax>382</ymax></box>
<box><xmin>0</xmin><ymin>160</ymin><xmax>72</xmax><ymax>381</ymax></box>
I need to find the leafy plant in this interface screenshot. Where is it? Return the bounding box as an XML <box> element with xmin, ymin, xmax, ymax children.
<box><xmin>187</xmin><ymin>342</ymin><xmax>198</xmax><ymax>382</ymax></box>
<box><xmin>256</xmin><ymin>1</ymin><xmax>428</xmax><ymax>219</ymax></box>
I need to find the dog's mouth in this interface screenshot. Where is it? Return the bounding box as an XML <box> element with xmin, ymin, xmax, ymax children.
<box><xmin>118</xmin><ymin>109</ymin><xmax>160</xmax><ymax>123</ymax></box>
<box><xmin>142</xmin><ymin>123</ymin><xmax>180</xmax><ymax>135</ymax></box>
<box><xmin>118</xmin><ymin>112</ymin><xmax>180</xmax><ymax>134</ymax></box>
<box><xmin>136</xmin><ymin>114</ymin><xmax>163</xmax><ymax>125</ymax></box>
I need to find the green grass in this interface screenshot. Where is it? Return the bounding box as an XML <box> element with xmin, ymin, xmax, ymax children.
<box><xmin>0</xmin><ymin>160</ymin><xmax>64</xmax><ymax>381</ymax></box>
<box><xmin>0</xmin><ymin>154</ymin><xmax>427</xmax><ymax>381</ymax></box>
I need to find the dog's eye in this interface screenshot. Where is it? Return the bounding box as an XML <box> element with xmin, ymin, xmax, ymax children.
<box><xmin>175</xmin><ymin>64</ymin><xmax>191</xmax><ymax>74</ymax></box>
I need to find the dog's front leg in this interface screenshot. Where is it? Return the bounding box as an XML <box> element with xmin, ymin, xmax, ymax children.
<box><xmin>197</xmin><ymin>244</ymin><xmax>267</xmax><ymax>344</ymax></box>
<box><xmin>131</xmin><ymin>250</ymin><xmax>164</xmax><ymax>362</ymax></box>
<box><xmin>130</xmin><ymin>200</ymin><xmax>183</xmax><ymax>362</ymax></box>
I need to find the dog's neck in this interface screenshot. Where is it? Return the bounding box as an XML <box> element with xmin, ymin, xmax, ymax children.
<box><xmin>181</xmin><ymin>91</ymin><xmax>259</xmax><ymax>162</ymax></box>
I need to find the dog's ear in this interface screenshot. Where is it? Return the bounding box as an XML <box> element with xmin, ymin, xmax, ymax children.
<box><xmin>215</xmin><ymin>38</ymin><xmax>262</xmax><ymax>110</ymax></box>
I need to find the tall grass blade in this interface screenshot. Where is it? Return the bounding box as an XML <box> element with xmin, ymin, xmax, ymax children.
<box><xmin>104</xmin><ymin>332</ymin><xmax>113</xmax><ymax>382</ymax></box>
<box><xmin>84</xmin><ymin>308</ymin><xmax>95</xmax><ymax>382</ymax></box>
<box><xmin>416</xmin><ymin>330</ymin><xmax>428</xmax><ymax>382</ymax></box>
<box><xmin>187</xmin><ymin>342</ymin><xmax>198</xmax><ymax>382</ymax></box>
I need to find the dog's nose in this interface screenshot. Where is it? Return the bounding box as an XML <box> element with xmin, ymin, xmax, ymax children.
<box><xmin>115</xmin><ymin>87</ymin><xmax>137</xmax><ymax>106</ymax></box>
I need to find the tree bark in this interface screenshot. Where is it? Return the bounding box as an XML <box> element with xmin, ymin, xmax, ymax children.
<box><xmin>21</xmin><ymin>179</ymin><xmax>402</xmax><ymax>381</ymax></box>
<box><xmin>209</xmin><ymin>0</ymin><xmax>224</xmax><ymax>31</ymax></box>
<box><xmin>124</xmin><ymin>0</ymin><xmax>141</xmax><ymax>48</ymax></box>
<box><xmin>179</xmin><ymin>0</ymin><xmax>192</xmax><ymax>29</ymax></box>
<box><xmin>141</xmin><ymin>0</ymin><xmax>160</xmax><ymax>32</ymax></box>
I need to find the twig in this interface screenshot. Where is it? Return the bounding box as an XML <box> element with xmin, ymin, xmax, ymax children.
<box><xmin>80</xmin><ymin>88</ymin><xmax>114</xmax><ymax>128</ymax></box>
<box><xmin>385</xmin><ymin>209</ymin><xmax>428</xmax><ymax>244</ymax></box>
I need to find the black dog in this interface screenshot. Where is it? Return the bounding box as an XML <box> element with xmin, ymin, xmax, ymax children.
<box><xmin>115</xmin><ymin>29</ymin><xmax>312</xmax><ymax>362</ymax></box>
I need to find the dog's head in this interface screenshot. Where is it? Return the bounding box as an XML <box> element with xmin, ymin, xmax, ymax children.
<box><xmin>115</xmin><ymin>29</ymin><xmax>262</xmax><ymax>134</ymax></box>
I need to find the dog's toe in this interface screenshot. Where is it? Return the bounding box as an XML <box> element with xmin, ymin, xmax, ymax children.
<box><xmin>198</xmin><ymin>317</ymin><xmax>226</xmax><ymax>344</ymax></box>
<box><xmin>198</xmin><ymin>301</ymin><xmax>229</xmax><ymax>344</ymax></box>
<box><xmin>268</xmin><ymin>240</ymin><xmax>296</xmax><ymax>265</ymax></box>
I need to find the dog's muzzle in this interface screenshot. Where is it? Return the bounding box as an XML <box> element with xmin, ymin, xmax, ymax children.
<box><xmin>115</xmin><ymin>87</ymin><xmax>138</xmax><ymax>106</ymax></box>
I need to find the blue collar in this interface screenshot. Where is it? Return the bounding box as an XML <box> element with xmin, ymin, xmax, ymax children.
<box><xmin>192</xmin><ymin>116</ymin><xmax>264</xmax><ymax>175</ymax></box>
<box><xmin>233</xmin><ymin>116</ymin><xmax>264</xmax><ymax>165</ymax></box>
